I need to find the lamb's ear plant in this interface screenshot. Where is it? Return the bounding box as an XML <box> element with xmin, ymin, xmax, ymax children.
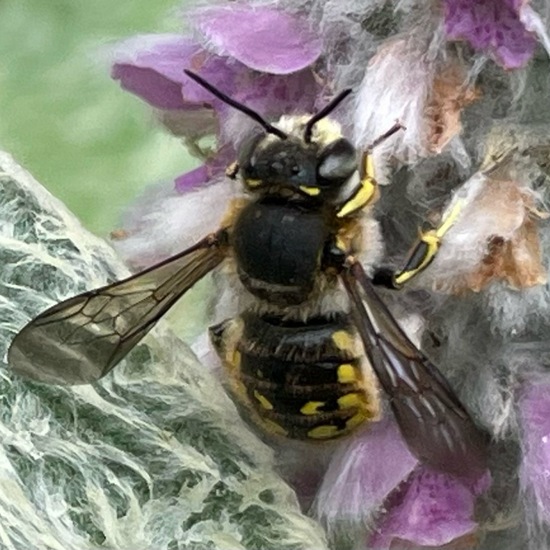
<box><xmin>108</xmin><ymin>1</ymin><xmax>550</xmax><ymax>548</ymax></box>
<box><xmin>0</xmin><ymin>151</ymin><xmax>328</xmax><ymax>550</ymax></box>
<box><xmin>5</xmin><ymin>0</ymin><xmax>550</xmax><ymax>549</ymax></box>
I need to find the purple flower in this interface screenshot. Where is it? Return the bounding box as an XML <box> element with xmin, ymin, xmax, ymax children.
<box><xmin>112</xmin><ymin>5</ymin><xmax>323</xmax><ymax>192</ymax></box>
<box><xmin>111</xmin><ymin>4</ymin><xmax>493</xmax><ymax>547</ymax></box>
<box><xmin>443</xmin><ymin>0</ymin><xmax>537</xmax><ymax>69</ymax></box>
<box><xmin>369</xmin><ymin>466</ymin><xmax>489</xmax><ymax>549</ymax></box>
<box><xmin>519</xmin><ymin>381</ymin><xmax>550</xmax><ymax>524</ymax></box>
<box><xmin>315</xmin><ymin>416</ymin><xmax>490</xmax><ymax>549</ymax></box>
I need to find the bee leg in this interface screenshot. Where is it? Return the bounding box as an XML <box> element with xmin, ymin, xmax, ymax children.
<box><xmin>209</xmin><ymin>321</ymin><xmax>229</xmax><ymax>353</ymax></box>
<box><xmin>209</xmin><ymin>318</ymin><xmax>238</xmax><ymax>362</ymax></box>
<box><xmin>374</xmin><ymin>199</ymin><xmax>465</xmax><ymax>289</ymax></box>
<box><xmin>336</xmin><ymin>121</ymin><xmax>404</xmax><ymax>219</ymax></box>
<box><xmin>336</xmin><ymin>150</ymin><xmax>379</xmax><ymax>219</ymax></box>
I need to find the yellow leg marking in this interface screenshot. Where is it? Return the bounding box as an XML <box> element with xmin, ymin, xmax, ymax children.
<box><xmin>337</xmin><ymin>364</ymin><xmax>357</xmax><ymax>384</ymax></box>
<box><xmin>394</xmin><ymin>236</ymin><xmax>438</xmax><ymax>286</ymax></box>
<box><xmin>253</xmin><ymin>390</ymin><xmax>274</xmax><ymax>410</ymax></box>
<box><xmin>335</xmin><ymin>235</ymin><xmax>347</xmax><ymax>251</ymax></box>
<box><xmin>299</xmin><ymin>185</ymin><xmax>321</xmax><ymax>196</ymax></box>
<box><xmin>307</xmin><ymin>425</ymin><xmax>340</xmax><ymax>439</ymax></box>
<box><xmin>436</xmin><ymin>199</ymin><xmax>464</xmax><ymax>238</ymax></box>
<box><xmin>336</xmin><ymin>152</ymin><xmax>378</xmax><ymax>218</ymax></box>
<box><xmin>337</xmin><ymin>393</ymin><xmax>363</xmax><ymax>409</ymax></box>
<box><xmin>300</xmin><ymin>401</ymin><xmax>325</xmax><ymax>415</ymax></box>
<box><xmin>263</xmin><ymin>419</ymin><xmax>288</xmax><ymax>437</ymax></box>
<box><xmin>230</xmin><ymin>350</ymin><xmax>241</xmax><ymax>369</ymax></box>
<box><xmin>363</xmin><ymin>151</ymin><xmax>375</xmax><ymax>180</ymax></box>
<box><xmin>332</xmin><ymin>330</ymin><xmax>355</xmax><ymax>351</ymax></box>
<box><xmin>394</xmin><ymin>199</ymin><xmax>465</xmax><ymax>286</ymax></box>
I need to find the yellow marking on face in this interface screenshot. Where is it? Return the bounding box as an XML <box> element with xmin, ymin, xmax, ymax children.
<box><xmin>253</xmin><ymin>390</ymin><xmax>274</xmax><ymax>410</ymax></box>
<box><xmin>337</xmin><ymin>363</ymin><xmax>357</xmax><ymax>384</ymax></box>
<box><xmin>337</xmin><ymin>393</ymin><xmax>363</xmax><ymax>409</ymax></box>
<box><xmin>346</xmin><ymin>411</ymin><xmax>368</xmax><ymax>429</ymax></box>
<box><xmin>263</xmin><ymin>419</ymin><xmax>288</xmax><ymax>437</ymax></box>
<box><xmin>307</xmin><ymin>425</ymin><xmax>340</xmax><ymax>439</ymax></box>
<box><xmin>299</xmin><ymin>185</ymin><xmax>321</xmax><ymax>196</ymax></box>
<box><xmin>300</xmin><ymin>401</ymin><xmax>325</xmax><ymax>415</ymax></box>
<box><xmin>245</xmin><ymin>178</ymin><xmax>262</xmax><ymax>188</ymax></box>
<box><xmin>332</xmin><ymin>330</ymin><xmax>355</xmax><ymax>351</ymax></box>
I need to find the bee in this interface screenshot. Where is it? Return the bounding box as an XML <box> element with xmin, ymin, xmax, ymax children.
<box><xmin>8</xmin><ymin>70</ymin><xmax>487</xmax><ymax>481</ymax></box>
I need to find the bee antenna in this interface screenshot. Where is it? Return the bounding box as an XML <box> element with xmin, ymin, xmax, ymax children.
<box><xmin>184</xmin><ymin>70</ymin><xmax>288</xmax><ymax>140</ymax></box>
<box><xmin>304</xmin><ymin>89</ymin><xmax>353</xmax><ymax>143</ymax></box>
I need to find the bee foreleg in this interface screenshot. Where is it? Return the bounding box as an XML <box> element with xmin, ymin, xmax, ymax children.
<box><xmin>335</xmin><ymin>151</ymin><xmax>379</xmax><ymax>219</ymax></box>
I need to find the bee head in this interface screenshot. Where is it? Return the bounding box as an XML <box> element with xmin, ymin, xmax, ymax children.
<box><xmin>239</xmin><ymin>118</ymin><xmax>358</xmax><ymax>202</ymax></box>
<box><xmin>184</xmin><ymin>70</ymin><xmax>356</xmax><ymax>204</ymax></box>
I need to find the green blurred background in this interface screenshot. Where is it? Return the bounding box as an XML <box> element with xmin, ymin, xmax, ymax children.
<box><xmin>0</xmin><ymin>0</ymin><xmax>198</xmax><ymax>236</ymax></box>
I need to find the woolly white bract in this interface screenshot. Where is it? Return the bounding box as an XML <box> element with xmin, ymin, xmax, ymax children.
<box><xmin>0</xmin><ymin>151</ymin><xmax>328</xmax><ymax>550</ymax></box>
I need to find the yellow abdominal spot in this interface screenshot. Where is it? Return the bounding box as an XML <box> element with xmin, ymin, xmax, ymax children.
<box><xmin>299</xmin><ymin>185</ymin><xmax>321</xmax><ymax>196</ymax></box>
<box><xmin>307</xmin><ymin>425</ymin><xmax>340</xmax><ymax>439</ymax></box>
<box><xmin>253</xmin><ymin>390</ymin><xmax>273</xmax><ymax>410</ymax></box>
<box><xmin>337</xmin><ymin>364</ymin><xmax>357</xmax><ymax>384</ymax></box>
<box><xmin>337</xmin><ymin>393</ymin><xmax>363</xmax><ymax>409</ymax></box>
<box><xmin>332</xmin><ymin>330</ymin><xmax>354</xmax><ymax>351</ymax></box>
<box><xmin>300</xmin><ymin>401</ymin><xmax>325</xmax><ymax>415</ymax></box>
<box><xmin>245</xmin><ymin>178</ymin><xmax>262</xmax><ymax>188</ymax></box>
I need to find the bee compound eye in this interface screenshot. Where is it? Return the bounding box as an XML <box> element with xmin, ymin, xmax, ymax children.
<box><xmin>317</xmin><ymin>138</ymin><xmax>357</xmax><ymax>186</ymax></box>
<box><xmin>239</xmin><ymin>132</ymin><xmax>265</xmax><ymax>172</ymax></box>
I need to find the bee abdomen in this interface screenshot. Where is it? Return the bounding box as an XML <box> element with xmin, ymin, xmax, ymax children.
<box><xmin>212</xmin><ymin>312</ymin><xmax>380</xmax><ymax>440</ymax></box>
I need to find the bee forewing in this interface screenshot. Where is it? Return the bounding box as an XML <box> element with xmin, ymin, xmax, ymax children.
<box><xmin>8</xmin><ymin>237</ymin><xmax>226</xmax><ymax>385</ymax></box>
<box><xmin>342</xmin><ymin>261</ymin><xmax>488</xmax><ymax>481</ymax></box>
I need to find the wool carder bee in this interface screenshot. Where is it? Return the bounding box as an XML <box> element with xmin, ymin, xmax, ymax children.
<box><xmin>8</xmin><ymin>70</ymin><xmax>488</xmax><ymax>481</ymax></box>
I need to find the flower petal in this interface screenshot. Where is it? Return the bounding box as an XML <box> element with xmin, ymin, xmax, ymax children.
<box><xmin>519</xmin><ymin>381</ymin><xmax>550</xmax><ymax>524</ymax></box>
<box><xmin>443</xmin><ymin>0</ymin><xmax>537</xmax><ymax>69</ymax></box>
<box><xmin>181</xmin><ymin>55</ymin><xmax>319</xmax><ymax>142</ymax></box>
<box><xmin>314</xmin><ymin>417</ymin><xmax>418</xmax><ymax>525</ymax></box>
<box><xmin>174</xmin><ymin>165</ymin><xmax>208</xmax><ymax>193</ymax></box>
<box><xmin>192</xmin><ymin>5</ymin><xmax>322</xmax><ymax>74</ymax></box>
<box><xmin>174</xmin><ymin>144</ymin><xmax>235</xmax><ymax>193</ymax></box>
<box><xmin>112</xmin><ymin>34</ymin><xmax>199</xmax><ymax>109</ymax></box>
<box><xmin>370</xmin><ymin>466</ymin><xmax>482</xmax><ymax>549</ymax></box>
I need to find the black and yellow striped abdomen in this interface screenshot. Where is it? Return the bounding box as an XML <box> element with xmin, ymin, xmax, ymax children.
<box><xmin>211</xmin><ymin>311</ymin><xmax>380</xmax><ymax>440</ymax></box>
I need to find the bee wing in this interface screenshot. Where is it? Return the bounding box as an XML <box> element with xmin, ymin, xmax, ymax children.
<box><xmin>8</xmin><ymin>233</ymin><xmax>227</xmax><ymax>385</ymax></box>
<box><xmin>341</xmin><ymin>260</ymin><xmax>488</xmax><ymax>481</ymax></box>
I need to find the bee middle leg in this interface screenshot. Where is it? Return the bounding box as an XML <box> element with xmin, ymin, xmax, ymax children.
<box><xmin>373</xmin><ymin>199</ymin><xmax>465</xmax><ymax>289</ymax></box>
